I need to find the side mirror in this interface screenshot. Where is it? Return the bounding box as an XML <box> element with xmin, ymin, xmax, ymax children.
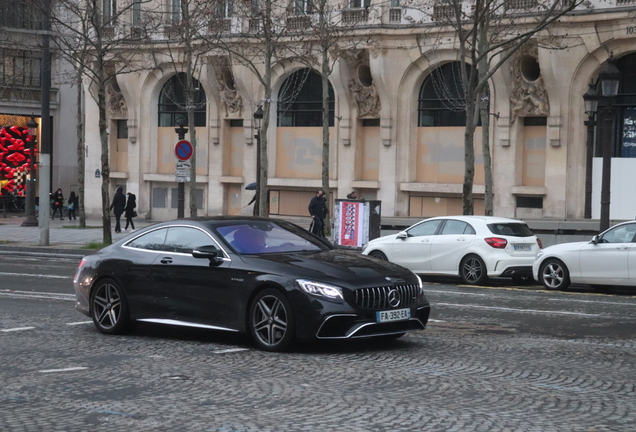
<box><xmin>590</xmin><ymin>235</ymin><xmax>599</xmax><ymax>244</ymax></box>
<box><xmin>192</xmin><ymin>245</ymin><xmax>224</xmax><ymax>266</ymax></box>
<box><xmin>397</xmin><ymin>232</ymin><xmax>408</xmax><ymax>240</ymax></box>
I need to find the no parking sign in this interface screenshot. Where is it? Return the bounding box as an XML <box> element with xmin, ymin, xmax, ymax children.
<box><xmin>175</xmin><ymin>140</ymin><xmax>193</xmax><ymax>161</ymax></box>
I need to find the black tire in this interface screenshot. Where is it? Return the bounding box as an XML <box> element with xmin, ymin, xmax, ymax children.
<box><xmin>90</xmin><ymin>278</ymin><xmax>132</xmax><ymax>335</ymax></box>
<box><xmin>539</xmin><ymin>259</ymin><xmax>571</xmax><ymax>290</ymax></box>
<box><xmin>250</xmin><ymin>289</ymin><xmax>295</xmax><ymax>352</ymax></box>
<box><xmin>369</xmin><ymin>250</ymin><xmax>388</xmax><ymax>261</ymax></box>
<box><xmin>460</xmin><ymin>255</ymin><xmax>489</xmax><ymax>285</ymax></box>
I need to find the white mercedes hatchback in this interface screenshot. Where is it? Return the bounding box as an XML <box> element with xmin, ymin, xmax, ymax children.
<box><xmin>362</xmin><ymin>216</ymin><xmax>542</xmax><ymax>285</ymax></box>
<box><xmin>533</xmin><ymin>220</ymin><xmax>636</xmax><ymax>290</ymax></box>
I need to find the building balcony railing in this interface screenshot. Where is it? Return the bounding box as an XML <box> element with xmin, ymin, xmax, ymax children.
<box><xmin>389</xmin><ymin>7</ymin><xmax>402</xmax><ymax>23</ymax></box>
<box><xmin>342</xmin><ymin>8</ymin><xmax>369</xmax><ymax>24</ymax></box>
<box><xmin>287</xmin><ymin>15</ymin><xmax>312</xmax><ymax>31</ymax></box>
<box><xmin>433</xmin><ymin>4</ymin><xmax>454</xmax><ymax>23</ymax></box>
<box><xmin>209</xmin><ymin>18</ymin><xmax>232</xmax><ymax>33</ymax></box>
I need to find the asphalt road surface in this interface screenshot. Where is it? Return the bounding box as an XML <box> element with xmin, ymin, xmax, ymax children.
<box><xmin>1</xmin><ymin>255</ymin><xmax>635</xmax><ymax>431</ymax></box>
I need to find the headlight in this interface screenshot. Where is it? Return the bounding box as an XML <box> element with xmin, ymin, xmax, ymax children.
<box><xmin>297</xmin><ymin>279</ymin><xmax>344</xmax><ymax>302</ymax></box>
<box><xmin>415</xmin><ymin>274</ymin><xmax>425</xmax><ymax>296</ymax></box>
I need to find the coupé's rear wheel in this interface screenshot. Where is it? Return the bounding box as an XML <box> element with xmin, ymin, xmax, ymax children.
<box><xmin>90</xmin><ymin>278</ymin><xmax>131</xmax><ymax>335</ymax></box>
<box><xmin>460</xmin><ymin>255</ymin><xmax>489</xmax><ymax>285</ymax></box>
<box><xmin>539</xmin><ymin>259</ymin><xmax>571</xmax><ymax>290</ymax></box>
<box><xmin>369</xmin><ymin>250</ymin><xmax>388</xmax><ymax>261</ymax></box>
<box><xmin>250</xmin><ymin>289</ymin><xmax>295</xmax><ymax>352</ymax></box>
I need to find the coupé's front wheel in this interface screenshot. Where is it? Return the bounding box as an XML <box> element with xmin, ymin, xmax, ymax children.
<box><xmin>539</xmin><ymin>259</ymin><xmax>571</xmax><ymax>290</ymax></box>
<box><xmin>250</xmin><ymin>289</ymin><xmax>295</xmax><ymax>352</ymax></box>
<box><xmin>90</xmin><ymin>278</ymin><xmax>131</xmax><ymax>335</ymax></box>
<box><xmin>460</xmin><ymin>255</ymin><xmax>489</xmax><ymax>285</ymax></box>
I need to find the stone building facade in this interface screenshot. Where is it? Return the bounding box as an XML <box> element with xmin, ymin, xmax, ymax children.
<box><xmin>82</xmin><ymin>0</ymin><xmax>636</xmax><ymax>222</ymax></box>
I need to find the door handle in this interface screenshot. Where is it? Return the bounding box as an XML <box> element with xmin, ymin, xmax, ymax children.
<box><xmin>456</xmin><ymin>238</ymin><xmax>465</xmax><ymax>241</ymax></box>
<box><xmin>160</xmin><ymin>257</ymin><xmax>173</xmax><ymax>264</ymax></box>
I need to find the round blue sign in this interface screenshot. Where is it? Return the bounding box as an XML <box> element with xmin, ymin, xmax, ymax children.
<box><xmin>175</xmin><ymin>140</ymin><xmax>193</xmax><ymax>161</ymax></box>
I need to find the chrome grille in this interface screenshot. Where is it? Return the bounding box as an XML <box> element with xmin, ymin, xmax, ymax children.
<box><xmin>354</xmin><ymin>284</ymin><xmax>420</xmax><ymax>310</ymax></box>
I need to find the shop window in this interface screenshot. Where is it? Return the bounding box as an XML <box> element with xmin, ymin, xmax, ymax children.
<box><xmin>158</xmin><ymin>72</ymin><xmax>206</xmax><ymax>127</ymax></box>
<box><xmin>418</xmin><ymin>62</ymin><xmax>479</xmax><ymax>127</ymax></box>
<box><xmin>277</xmin><ymin>69</ymin><xmax>334</xmax><ymax>127</ymax></box>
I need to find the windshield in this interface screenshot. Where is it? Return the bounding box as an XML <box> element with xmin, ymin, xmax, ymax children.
<box><xmin>214</xmin><ymin>220</ymin><xmax>329</xmax><ymax>254</ymax></box>
<box><xmin>487</xmin><ymin>223</ymin><xmax>534</xmax><ymax>237</ymax></box>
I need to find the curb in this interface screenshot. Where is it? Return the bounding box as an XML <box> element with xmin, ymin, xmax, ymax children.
<box><xmin>0</xmin><ymin>246</ymin><xmax>89</xmax><ymax>258</ymax></box>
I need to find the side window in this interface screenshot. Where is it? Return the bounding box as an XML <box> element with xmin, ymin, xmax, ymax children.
<box><xmin>441</xmin><ymin>220</ymin><xmax>475</xmax><ymax>235</ymax></box>
<box><xmin>164</xmin><ymin>227</ymin><xmax>216</xmax><ymax>254</ymax></box>
<box><xmin>126</xmin><ymin>228</ymin><xmax>167</xmax><ymax>250</ymax></box>
<box><xmin>600</xmin><ymin>225</ymin><xmax>636</xmax><ymax>244</ymax></box>
<box><xmin>407</xmin><ymin>220</ymin><xmax>442</xmax><ymax>237</ymax></box>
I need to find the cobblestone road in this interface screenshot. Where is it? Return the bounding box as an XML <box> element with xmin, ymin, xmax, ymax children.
<box><xmin>1</xmin><ymin>286</ymin><xmax>635</xmax><ymax>432</ymax></box>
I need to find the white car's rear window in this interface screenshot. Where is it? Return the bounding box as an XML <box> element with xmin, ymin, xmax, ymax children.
<box><xmin>487</xmin><ymin>223</ymin><xmax>534</xmax><ymax>237</ymax></box>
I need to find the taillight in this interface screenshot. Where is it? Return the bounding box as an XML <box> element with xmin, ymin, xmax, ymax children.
<box><xmin>485</xmin><ymin>237</ymin><xmax>508</xmax><ymax>248</ymax></box>
<box><xmin>537</xmin><ymin>238</ymin><xmax>543</xmax><ymax>249</ymax></box>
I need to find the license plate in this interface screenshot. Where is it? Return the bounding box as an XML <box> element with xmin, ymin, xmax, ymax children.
<box><xmin>376</xmin><ymin>308</ymin><xmax>411</xmax><ymax>323</ymax></box>
<box><xmin>513</xmin><ymin>244</ymin><xmax>531</xmax><ymax>251</ymax></box>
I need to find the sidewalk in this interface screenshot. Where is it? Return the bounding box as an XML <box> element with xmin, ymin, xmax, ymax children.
<box><xmin>0</xmin><ymin>215</ymin><xmax>157</xmax><ymax>257</ymax></box>
<box><xmin>0</xmin><ymin>214</ymin><xmax>315</xmax><ymax>257</ymax></box>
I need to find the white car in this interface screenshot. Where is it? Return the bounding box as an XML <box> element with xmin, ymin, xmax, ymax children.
<box><xmin>362</xmin><ymin>216</ymin><xmax>542</xmax><ymax>285</ymax></box>
<box><xmin>533</xmin><ymin>220</ymin><xmax>636</xmax><ymax>290</ymax></box>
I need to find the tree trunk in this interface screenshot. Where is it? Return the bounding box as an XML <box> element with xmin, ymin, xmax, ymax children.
<box><xmin>320</xmin><ymin>7</ymin><xmax>330</xmax><ymax>236</ymax></box>
<box><xmin>76</xmin><ymin>68</ymin><xmax>86</xmax><ymax>227</ymax></box>
<box><xmin>98</xmin><ymin>67</ymin><xmax>112</xmax><ymax>244</ymax></box>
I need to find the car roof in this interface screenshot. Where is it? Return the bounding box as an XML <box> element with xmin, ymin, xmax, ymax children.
<box><xmin>423</xmin><ymin>215</ymin><xmax>528</xmax><ymax>225</ymax></box>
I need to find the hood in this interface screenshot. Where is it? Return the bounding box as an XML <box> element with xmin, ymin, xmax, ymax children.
<box><xmin>240</xmin><ymin>250</ymin><xmax>417</xmax><ymax>289</ymax></box>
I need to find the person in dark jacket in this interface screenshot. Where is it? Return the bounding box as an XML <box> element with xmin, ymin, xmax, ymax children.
<box><xmin>51</xmin><ymin>188</ymin><xmax>64</xmax><ymax>220</ymax></box>
<box><xmin>67</xmin><ymin>191</ymin><xmax>78</xmax><ymax>221</ymax></box>
<box><xmin>308</xmin><ymin>190</ymin><xmax>328</xmax><ymax>238</ymax></box>
<box><xmin>123</xmin><ymin>192</ymin><xmax>137</xmax><ymax>232</ymax></box>
<box><xmin>109</xmin><ymin>186</ymin><xmax>126</xmax><ymax>233</ymax></box>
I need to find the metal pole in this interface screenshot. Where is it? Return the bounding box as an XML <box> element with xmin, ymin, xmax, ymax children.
<box><xmin>583</xmin><ymin>114</ymin><xmax>595</xmax><ymax>219</ymax></box>
<box><xmin>254</xmin><ymin>128</ymin><xmax>261</xmax><ymax>216</ymax></box>
<box><xmin>38</xmin><ymin>0</ymin><xmax>51</xmax><ymax>245</ymax></box>
<box><xmin>599</xmin><ymin>103</ymin><xmax>613</xmax><ymax>232</ymax></box>
<box><xmin>175</xmin><ymin>123</ymin><xmax>188</xmax><ymax>219</ymax></box>
<box><xmin>22</xmin><ymin>135</ymin><xmax>38</xmax><ymax>226</ymax></box>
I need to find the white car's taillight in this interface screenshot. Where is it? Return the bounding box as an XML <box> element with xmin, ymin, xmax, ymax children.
<box><xmin>485</xmin><ymin>237</ymin><xmax>508</xmax><ymax>249</ymax></box>
<box><xmin>537</xmin><ymin>238</ymin><xmax>543</xmax><ymax>249</ymax></box>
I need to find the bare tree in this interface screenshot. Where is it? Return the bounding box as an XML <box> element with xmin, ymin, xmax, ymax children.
<box><xmin>49</xmin><ymin>0</ymin><xmax>159</xmax><ymax>243</ymax></box>
<box><xmin>414</xmin><ymin>0</ymin><xmax>584</xmax><ymax>215</ymax></box>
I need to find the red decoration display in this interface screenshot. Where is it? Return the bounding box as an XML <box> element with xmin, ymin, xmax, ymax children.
<box><xmin>0</xmin><ymin>126</ymin><xmax>34</xmax><ymax>196</ymax></box>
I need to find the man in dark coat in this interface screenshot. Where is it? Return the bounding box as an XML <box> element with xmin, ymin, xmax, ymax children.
<box><xmin>308</xmin><ymin>190</ymin><xmax>327</xmax><ymax>237</ymax></box>
<box><xmin>109</xmin><ymin>186</ymin><xmax>126</xmax><ymax>233</ymax></box>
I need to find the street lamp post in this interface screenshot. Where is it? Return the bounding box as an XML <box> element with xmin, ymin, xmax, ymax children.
<box><xmin>583</xmin><ymin>82</ymin><xmax>598</xmax><ymax>220</ymax></box>
<box><xmin>175</xmin><ymin>121</ymin><xmax>188</xmax><ymax>219</ymax></box>
<box><xmin>597</xmin><ymin>55</ymin><xmax>621</xmax><ymax>232</ymax></box>
<box><xmin>253</xmin><ymin>105</ymin><xmax>263</xmax><ymax>217</ymax></box>
<box><xmin>21</xmin><ymin>117</ymin><xmax>39</xmax><ymax>226</ymax></box>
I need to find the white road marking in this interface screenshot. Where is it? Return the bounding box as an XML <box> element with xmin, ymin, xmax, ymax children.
<box><xmin>1</xmin><ymin>327</ymin><xmax>35</xmax><ymax>332</ymax></box>
<box><xmin>66</xmin><ymin>321</ymin><xmax>93</xmax><ymax>326</ymax></box>
<box><xmin>0</xmin><ymin>272</ymin><xmax>71</xmax><ymax>279</ymax></box>
<box><xmin>212</xmin><ymin>348</ymin><xmax>249</xmax><ymax>354</ymax></box>
<box><xmin>38</xmin><ymin>367</ymin><xmax>89</xmax><ymax>373</ymax></box>
<box><xmin>435</xmin><ymin>302</ymin><xmax>601</xmax><ymax>317</ymax></box>
<box><xmin>0</xmin><ymin>290</ymin><xmax>74</xmax><ymax>301</ymax></box>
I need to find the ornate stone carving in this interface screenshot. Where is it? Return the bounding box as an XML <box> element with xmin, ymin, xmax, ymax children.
<box><xmin>344</xmin><ymin>50</ymin><xmax>381</xmax><ymax>118</ymax></box>
<box><xmin>107</xmin><ymin>79</ymin><xmax>127</xmax><ymax>119</ymax></box>
<box><xmin>212</xmin><ymin>56</ymin><xmax>242</xmax><ymax>117</ymax></box>
<box><xmin>509</xmin><ymin>42</ymin><xmax>550</xmax><ymax>122</ymax></box>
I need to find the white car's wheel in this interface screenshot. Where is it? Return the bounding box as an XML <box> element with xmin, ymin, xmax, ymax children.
<box><xmin>369</xmin><ymin>250</ymin><xmax>388</xmax><ymax>261</ymax></box>
<box><xmin>539</xmin><ymin>259</ymin><xmax>571</xmax><ymax>290</ymax></box>
<box><xmin>460</xmin><ymin>255</ymin><xmax>489</xmax><ymax>285</ymax></box>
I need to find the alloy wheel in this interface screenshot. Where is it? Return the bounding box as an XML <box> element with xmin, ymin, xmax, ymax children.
<box><xmin>92</xmin><ymin>282</ymin><xmax>122</xmax><ymax>331</ymax></box>
<box><xmin>462</xmin><ymin>256</ymin><xmax>484</xmax><ymax>284</ymax></box>
<box><xmin>252</xmin><ymin>295</ymin><xmax>288</xmax><ymax>348</ymax></box>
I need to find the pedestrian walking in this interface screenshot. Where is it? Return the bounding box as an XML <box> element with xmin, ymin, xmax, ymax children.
<box><xmin>51</xmin><ymin>188</ymin><xmax>64</xmax><ymax>220</ymax></box>
<box><xmin>67</xmin><ymin>191</ymin><xmax>78</xmax><ymax>220</ymax></box>
<box><xmin>308</xmin><ymin>190</ymin><xmax>328</xmax><ymax>238</ymax></box>
<box><xmin>124</xmin><ymin>192</ymin><xmax>137</xmax><ymax>232</ymax></box>
<box><xmin>109</xmin><ymin>186</ymin><xmax>126</xmax><ymax>233</ymax></box>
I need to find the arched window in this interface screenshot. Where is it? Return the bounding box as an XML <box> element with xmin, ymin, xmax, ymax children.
<box><xmin>418</xmin><ymin>62</ymin><xmax>471</xmax><ymax>127</ymax></box>
<box><xmin>158</xmin><ymin>72</ymin><xmax>206</xmax><ymax>127</ymax></box>
<box><xmin>278</xmin><ymin>69</ymin><xmax>334</xmax><ymax>127</ymax></box>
